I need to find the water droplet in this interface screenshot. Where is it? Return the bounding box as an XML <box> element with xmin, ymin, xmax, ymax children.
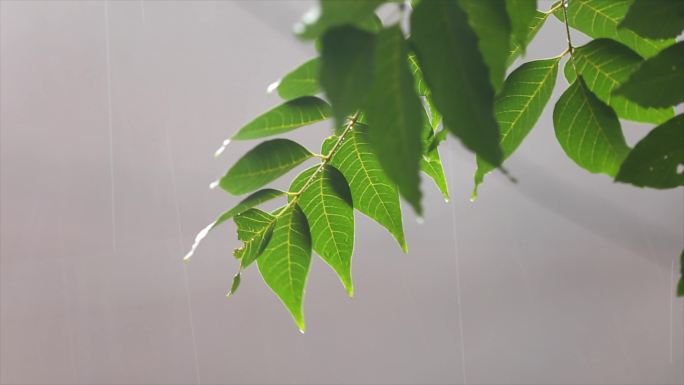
<box><xmin>469</xmin><ymin>196</ymin><xmax>477</xmax><ymax>203</ymax></box>
<box><xmin>677</xmin><ymin>164</ymin><xmax>684</xmax><ymax>174</ymax></box>
<box><xmin>209</xmin><ymin>180</ymin><xmax>219</xmax><ymax>189</ymax></box>
<box><xmin>416</xmin><ymin>216</ymin><xmax>424</xmax><ymax>225</ymax></box>
<box><xmin>183</xmin><ymin>221</ymin><xmax>216</xmax><ymax>262</ymax></box>
<box><xmin>649</xmin><ymin>166</ymin><xmax>654</xmax><ymax>172</ymax></box>
<box><xmin>663</xmin><ymin>154</ymin><xmax>669</xmax><ymax>160</ymax></box>
<box><xmin>301</xmin><ymin>6</ymin><xmax>320</xmax><ymax>24</ymax></box>
<box><xmin>266</xmin><ymin>79</ymin><xmax>281</xmax><ymax>94</ymax></box>
<box><xmin>444</xmin><ymin>197</ymin><xmax>450</xmax><ymax>203</ymax></box>
<box><xmin>214</xmin><ymin>139</ymin><xmax>231</xmax><ymax>157</ymax></box>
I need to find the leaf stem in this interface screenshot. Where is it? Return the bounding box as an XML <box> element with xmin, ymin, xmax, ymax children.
<box><xmin>561</xmin><ymin>0</ymin><xmax>578</xmax><ymax>73</ymax></box>
<box><xmin>544</xmin><ymin>1</ymin><xmax>564</xmax><ymax>15</ymax></box>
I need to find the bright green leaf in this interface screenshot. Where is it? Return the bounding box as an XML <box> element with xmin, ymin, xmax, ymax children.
<box><xmin>506</xmin><ymin>0</ymin><xmax>537</xmax><ymax>55</ymax></box>
<box><xmin>323</xmin><ymin>125</ymin><xmax>407</xmax><ymax>252</ymax></box>
<box><xmin>366</xmin><ymin>26</ymin><xmax>424</xmax><ymax>215</ymax></box>
<box><xmin>257</xmin><ymin>205</ymin><xmax>312</xmax><ymax>332</ymax></box>
<box><xmin>232</xmin><ymin>96</ymin><xmax>331</xmax><ymax>140</ymax></box>
<box><xmin>554</xmin><ymin>0</ymin><xmax>674</xmax><ymax>58</ymax></box>
<box><xmin>411</xmin><ymin>0</ymin><xmax>503</xmax><ymax>167</ymax></box>
<box><xmin>616</xmin><ymin>114</ymin><xmax>684</xmax><ymax>189</ymax></box>
<box><xmin>620</xmin><ymin>0</ymin><xmax>684</xmax><ymax>40</ymax></box>
<box><xmin>553</xmin><ymin>77</ymin><xmax>630</xmax><ymax>176</ymax></box>
<box><xmin>227</xmin><ymin>272</ymin><xmax>241</xmax><ymax>297</ymax></box>
<box><xmin>460</xmin><ymin>0</ymin><xmax>511</xmax><ymax>91</ymax></box>
<box><xmin>220</xmin><ymin>139</ymin><xmax>313</xmax><ymax>195</ymax></box>
<box><xmin>615</xmin><ymin>41</ymin><xmax>684</xmax><ymax>108</ymax></box>
<box><xmin>274</xmin><ymin>58</ymin><xmax>320</xmax><ymax>101</ymax></box>
<box><xmin>296</xmin><ymin>0</ymin><xmax>383</xmax><ymax>40</ymax></box>
<box><xmin>320</xmin><ymin>26</ymin><xmax>375</xmax><ymax>125</ymax></box>
<box><xmin>507</xmin><ymin>10</ymin><xmax>548</xmax><ymax>66</ymax></box>
<box><xmin>475</xmin><ymin>57</ymin><xmax>560</xmax><ymax>195</ymax></box>
<box><xmin>408</xmin><ymin>53</ymin><xmax>429</xmax><ymax>96</ymax></box>
<box><xmin>565</xmin><ymin>39</ymin><xmax>674</xmax><ymax>124</ymax></box>
<box><xmin>234</xmin><ymin>208</ymin><xmax>276</xmax><ymax>268</ymax></box>
<box><xmin>291</xmin><ymin>165</ymin><xmax>355</xmax><ymax>297</ymax></box>
<box><xmin>420</xmin><ymin>108</ymin><xmax>449</xmax><ymax>201</ymax></box>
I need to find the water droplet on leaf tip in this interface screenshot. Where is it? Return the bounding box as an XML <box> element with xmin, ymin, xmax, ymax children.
<box><xmin>298</xmin><ymin>328</ymin><xmax>306</xmax><ymax>334</ymax></box>
<box><xmin>266</xmin><ymin>79</ymin><xmax>281</xmax><ymax>94</ymax></box>
<box><xmin>209</xmin><ymin>180</ymin><xmax>219</xmax><ymax>189</ymax></box>
<box><xmin>214</xmin><ymin>139</ymin><xmax>231</xmax><ymax>157</ymax></box>
<box><xmin>416</xmin><ymin>216</ymin><xmax>424</xmax><ymax>224</ymax></box>
<box><xmin>444</xmin><ymin>197</ymin><xmax>450</xmax><ymax>203</ymax></box>
<box><xmin>469</xmin><ymin>196</ymin><xmax>477</xmax><ymax>203</ymax></box>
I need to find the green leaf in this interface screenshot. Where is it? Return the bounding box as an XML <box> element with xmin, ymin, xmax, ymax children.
<box><xmin>274</xmin><ymin>58</ymin><xmax>320</xmax><ymax>101</ymax></box>
<box><xmin>296</xmin><ymin>0</ymin><xmax>383</xmax><ymax>40</ymax></box>
<box><xmin>507</xmin><ymin>10</ymin><xmax>548</xmax><ymax>66</ymax></box>
<box><xmin>678</xmin><ymin>249</ymin><xmax>684</xmax><ymax>297</ymax></box>
<box><xmin>615</xmin><ymin>41</ymin><xmax>684</xmax><ymax>108</ymax></box>
<box><xmin>233</xmin><ymin>208</ymin><xmax>276</xmax><ymax>268</ymax></box>
<box><xmin>257</xmin><ymin>205</ymin><xmax>312</xmax><ymax>332</ymax></box>
<box><xmin>565</xmin><ymin>39</ymin><xmax>674</xmax><ymax>124</ymax></box>
<box><xmin>475</xmin><ymin>57</ymin><xmax>560</xmax><ymax>195</ymax></box>
<box><xmin>420</xmin><ymin>108</ymin><xmax>449</xmax><ymax>201</ymax></box>
<box><xmin>553</xmin><ymin>77</ymin><xmax>630</xmax><ymax>176</ymax></box>
<box><xmin>411</xmin><ymin>0</ymin><xmax>503</xmax><ymax>167</ymax></box>
<box><xmin>408</xmin><ymin>53</ymin><xmax>429</xmax><ymax>96</ymax></box>
<box><xmin>231</xmin><ymin>97</ymin><xmax>331</xmax><ymax>141</ymax></box>
<box><xmin>366</xmin><ymin>26</ymin><xmax>424</xmax><ymax>215</ymax></box>
<box><xmin>290</xmin><ymin>165</ymin><xmax>355</xmax><ymax>297</ymax></box>
<box><xmin>506</xmin><ymin>0</ymin><xmax>537</xmax><ymax>55</ymax></box>
<box><xmin>227</xmin><ymin>272</ymin><xmax>241</xmax><ymax>297</ymax></box>
<box><xmin>616</xmin><ymin>114</ymin><xmax>684</xmax><ymax>189</ymax></box>
<box><xmin>460</xmin><ymin>0</ymin><xmax>512</xmax><ymax>91</ymax></box>
<box><xmin>554</xmin><ymin>0</ymin><xmax>674</xmax><ymax>58</ymax></box>
<box><xmin>323</xmin><ymin>125</ymin><xmax>407</xmax><ymax>252</ymax></box>
<box><xmin>320</xmin><ymin>26</ymin><xmax>375</xmax><ymax>125</ymax></box>
<box><xmin>620</xmin><ymin>0</ymin><xmax>684</xmax><ymax>40</ymax></box>
<box><xmin>213</xmin><ymin>189</ymin><xmax>285</xmax><ymax>230</ymax></box>
<box><xmin>220</xmin><ymin>139</ymin><xmax>313</xmax><ymax>195</ymax></box>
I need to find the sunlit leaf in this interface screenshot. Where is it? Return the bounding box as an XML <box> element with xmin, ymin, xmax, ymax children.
<box><xmin>616</xmin><ymin>114</ymin><xmax>684</xmax><ymax>189</ymax></box>
<box><xmin>320</xmin><ymin>26</ymin><xmax>375</xmax><ymax>125</ymax></box>
<box><xmin>366</xmin><ymin>26</ymin><xmax>424</xmax><ymax>214</ymax></box>
<box><xmin>411</xmin><ymin>0</ymin><xmax>502</xmax><ymax>167</ymax></box>
<box><xmin>257</xmin><ymin>205</ymin><xmax>312</xmax><ymax>332</ymax></box>
<box><xmin>291</xmin><ymin>165</ymin><xmax>355</xmax><ymax>296</ymax></box>
<box><xmin>274</xmin><ymin>58</ymin><xmax>320</xmax><ymax>100</ymax></box>
<box><xmin>232</xmin><ymin>97</ymin><xmax>331</xmax><ymax>140</ymax></box>
<box><xmin>506</xmin><ymin>0</ymin><xmax>537</xmax><ymax>55</ymax></box>
<box><xmin>475</xmin><ymin>57</ymin><xmax>560</xmax><ymax>195</ymax></box>
<box><xmin>323</xmin><ymin>125</ymin><xmax>407</xmax><ymax>252</ymax></box>
<box><xmin>615</xmin><ymin>42</ymin><xmax>684</xmax><ymax>108</ymax></box>
<box><xmin>460</xmin><ymin>0</ymin><xmax>512</xmax><ymax>91</ymax></box>
<box><xmin>553</xmin><ymin>77</ymin><xmax>630</xmax><ymax>176</ymax></box>
<box><xmin>296</xmin><ymin>0</ymin><xmax>383</xmax><ymax>40</ymax></box>
<box><xmin>554</xmin><ymin>0</ymin><xmax>674</xmax><ymax>58</ymax></box>
<box><xmin>507</xmin><ymin>10</ymin><xmax>548</xmax><ymax>66</ymax></box>
<box><xmin>220</xmin><ymin>139</ymin><xmax>313</xmax><ymax>195</ymax></box>
<box><xmin>619</xmin><ymin>0</ymin><xmax>684</xmax><ymax>40</ymax></box>
<box><xmin>565</xmin><ymin>39</ymin><xmax>674</xmax><ymax>124</ymax></box>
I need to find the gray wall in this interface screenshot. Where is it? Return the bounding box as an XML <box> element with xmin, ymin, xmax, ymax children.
<box><xmin>1</xmin><ymin>1</ymin><xmax>682</xmax><ymax>384</ymax></box>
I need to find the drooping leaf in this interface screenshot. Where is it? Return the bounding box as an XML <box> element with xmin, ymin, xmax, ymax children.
<box><xmin>290</xmin><ymin>165</ymin><xmax>355</xmax><ymax>297</ymax></box>
<box><xmin>323</xmin><ymin>125</ymin><xmax>406</xmax><ymax>252</ymax></box>
<box><xmin>420</xmin><ymin>108</ymin><xmax>449</xmax><ymax>201</ymax></box>
<box><xmin>505</xmin><ymin>0</ymin><xmax>537</xmax><ymax>55</ymax></box>
<box><xmin>619</xmin><ymin>0</ymin><xmax>684</xmax><ymax>40</ymax></box>
<box><xmin>296</xmin><ymin>0</ymin><xmax>383</xmax><ymax>40</ymax></box>
<box><xmin>232</xmin><ymin>97</ymin><xmax>331</xmax><ymax>140</ymax></box>
<box><xmin>507</xmin><ymin>10</ymin><xmax>548</xmax><ymax>66</ymax></box>
<box><xmin>408</xmin><ymin>53</ymin><xmax>430</xmax><ymax>96</ymax></box>
<box><xmin>615</xmin><ymin>41</ymin><xmax>684</xmax><ymax>109</ymax></box>
<box><xmin>411</xmin><ymin>0</ymin><xmax>503</xmax><ymax>167</ymax></box>
<box><xmin>227</xmin><ymin>272</ymin><xmax>241</xmax><ymax>297</ymax></box>
<box><xmin>233</xmin><ymin>208</ymin><xmax>276</xmax><ymax>268</ymax></box>
<box><xmin>257</xmin><ymin>205</ymin><xmax>312</xmax><ymax>332</ymax></box>
<box><xmin>565</xmin><ymin>39</ymin><xmax>674</xmax><ymax>124</ymax></box>
<box><xmin>554</xmin><ymin>0</ymin><xmax>674</xmax><ymax>59</ymax></box>
<box><xmin>616</xmin><ymin>114</ymin><xmax>684</xmax><ymax>189</ymax></box>
<box><xmin>320</xmin><ymin>26</ymin><xmax>375</xmax><ymax>125</ymax></box>
<box><xmin>475</xmin><ymin>57</ymin><xmax>560</xmax><ymax>194</ymax></box>
<box><xmin>553</xmin><ymin>77</ymin><xmax>630</xmax><ymax>176</ymax></box>
<box><xmin>366</xmin><ymin>26</ymin><xmax>424</xmax><ymax>215</ymax></box>
<box><xmin>220</xmin><ymin>139</ymin><xmax>313</xmax><ymax>195</ymax></box>
<box><xmin>213</xmin><ymin>189</ymin><xmax>285</xmax><ymax>230</ymax></box>
<box><xmin>460</xmin><ymin>0</ymin><xmax>512</xmax><ymax>91</ymax></box>
<box><xmin>274</xmin><ymin>58</ymin><xmax>320</xmax><ymax>100</ymax></box>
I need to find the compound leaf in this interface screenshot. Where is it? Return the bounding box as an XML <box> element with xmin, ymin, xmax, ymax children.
<box><xmin>232</xmin><ymin>97</ymin><xmax>331</xmax><ymax>140</ymax></box>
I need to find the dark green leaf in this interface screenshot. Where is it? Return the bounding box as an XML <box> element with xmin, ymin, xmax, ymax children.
<box><xmin>220</xmin><ymin>139</ymin><xmax>313</xmax><ymax>195</ymax></box>
<box><xmin>257</xmin><ymin>205</ymin><xmax>312</xmax><ymax>332</ymax></box>
<box><xmin>616</xmin><ymin>114</ymin><xmax>684</xmax><ymax>189</ymax></box>
<box><xmin>565</xmin><ymin>39</ymin><xmax>674</xmax><ymax>124</ymax></box>
<box><xmin>296</xmin><ymin>0</ymin><xmax>383</xmax><ymax>40</ymax></box>
<box><xmin>615</xmin><ymin>41</ymin><xmax>684</xmax><ymax>108</ymax></box>
<box><xmin>620</xmin><ymin>0</ymin><xmax>684</xmax><ymax>40</ymax></box>
<box><xmin>274</xmin><ymin>58</ymin><xmax>320</xmax><ymax>101</ymax></box>
<box><xmin>227</xmin><ymin>272</ymin><xmax>241</xmax><ymax>297</ymax></box>
<box><xmin>554</xmin><ymin>0</ymin><xmax>674</xmax><ymax>58</ymax></box>
<box><xmin>553</xmin><ymin>77</ymin><xmax>630</xmax><ymax>176</ymax></box>
<box><xmin>460</xmin><ymin>0</ymin><xmax>512</xmax><ymax>91</ymax></box>
<box><xmin>324</xmin><ymin>126</ymin><xmax>407</xmax><ymax>252</ymax></box>
<box><xmin>366</xmin><ymin>26</ymin><xmax>424</xmax><ymax>214</ymax></box>
<box><xmin>475</xmin><ymin>57</ymin><xmax>560</xmax><ymax>195</ymax></box>
<box><xmin>506</xmin><ymin>0</ymin><xmax>537</xmax><ymax>55</ymax></box>
<box><xmin>232</xmin><ymin>97</ymin><xmax>331</xmax><ymax>140</ymax></box>
<box><xmin>291</xmin><ymin>165</ymin><xmax>355</xmax><ymax>296</ymax></box>
<box><xmin>678</xmin><ymin>249</ymin><xmax>684</xmax><ymax>297</ymax></box>
<box><xmin>411</xmin><ymin>0</ymin><xmax>503</xmax><ymax>166</ymax></box>
<box><xmin>233</xmin><ymin>208</ymin><xmax>276</xmax><ymax>268</ymax></box>
<box><xmin>507</xmin><ymin>10</ymin><xmax>548</xmax><ymax>66</ymax></box>
<box><xmin>320</xmin><ymin>26</ymin><xmax>375</xmax><ymax>125</ymax></box>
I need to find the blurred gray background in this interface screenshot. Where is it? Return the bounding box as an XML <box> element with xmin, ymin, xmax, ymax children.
<box><xmin>1</xmin><ymin>1</ymin><xmax>682</xmax><ymax>384</ymax></box>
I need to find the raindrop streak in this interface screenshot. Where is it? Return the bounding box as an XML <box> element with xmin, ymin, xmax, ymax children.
<box><xmin>214</xmin><ymin>139</ymin><xmax>230</xmax><ymax>157</ymax></box>
<box><xmin>669</xmin><ymin>257</ymin><xmax>675</xmax><ymax>364</ymax></box>
<box><xmin>209</xmin><ymin>180</ymin><xmax>220</xmax><ymax>189</ymax></box>
<box><xmin>266</xmin><ymin>79</ymin><xmax>281</xmax><ymax>94</ymax></box>
<box><xmin>104</xmin><ymin>1</ymin><xmax>117</xmax><ymax>252</ymax></box>
<box><xmin>139</xmin><ymin>0</ymin><xmax>146</xmax><ymax>24</ymax></box>
<box><xmin>183</xmin><ymin>222</ymin><xmax>216</xmax><ymax>262</ymax></box>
